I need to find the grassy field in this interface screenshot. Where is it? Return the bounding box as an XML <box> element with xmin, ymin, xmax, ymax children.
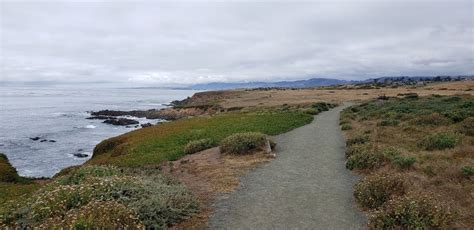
<box><xmin>340</xmin><ymin>94</ymin><xmax>474</xmax><ymax>228</ymax></box>
<box><xmin>88</xmin><ymin>110</ymin><xmax>313</xmax><ymax>167</ymax></box>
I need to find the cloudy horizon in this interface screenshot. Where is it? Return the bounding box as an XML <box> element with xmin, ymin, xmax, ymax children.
<box><xmin>1</xmin><ymin>0</ymin><xmax>473</xmax><ymax>86</ymax></box>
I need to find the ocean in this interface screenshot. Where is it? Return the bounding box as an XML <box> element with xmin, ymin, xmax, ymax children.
<box><xmin>0</xmin><ymin>84</ymin><xmax>197</xmax><ymax>177</ymax></box>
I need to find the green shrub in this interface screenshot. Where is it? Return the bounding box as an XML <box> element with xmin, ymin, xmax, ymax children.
<box><xmin>341</xmin><ymin>124</ymin><xmax>352</xmax><ymax>130</ymax></box>
<box><xmin>414</xmin><ymin>113</ymin><xmax>450</xmax><ymax>126</ymax></box>
<box><xmin>392</xmin><ymin>155</ymin><xmax>416</xmax><ymax>169</ymax></box>
<box><xmin>370</xmin><ymin>193</ymin><xmax>453</xmax><ymax>229</ymax></box>
<box><xmin>381</xmin><ymin>147</ymin><xmax>401</xmax><ymax>159</ymax></box>
<box><xmin>312</xmin><ymin>102</ymin><xmax>334</xmax><ymax>112</ymax></box>
<box><xmin>404</xmin><ymin>93</ymin><xmax>419</xmax><ymax>99</ymax></box>
<box><xmin>183</xmin><ymin>139</ymin><xmax>215</xmax><ymax>155</ymax></box>
<box><xmin>378</xmin><ymin>119</ymin><xmax>400</xmax><ymax>126</ymax></box>
<box><xmin>461</xmin><ymin>166</ymin><xmax>474</xmax><ymax>177</ymax></box>
<box><xmin>345</xmin><ymin>144</ymin><xmax>372</xmax><ymax>158</ymax></box>
<box><xmin>346</xmin><ymin>135</ymin><xmax>370</xmax><ymax>146</ymax></box>
<box><xmin>346</xmin><ymin>151</ymin><xmax>383</xmax><ymax>170</ymax></box>
<box><xmin>302</xmin><ymin>108</ymin><xmax>319</xmax><ymax>115</ymax></box>
<box><xmin>419</xmin><ymin>132</ymin><xmax>458</xmax><ymax>150</ymax></box>
<box><xmin>0</xmin><ymin>167</ymin><xmax>199</xmax><ymax>229</ymax></box>
<box><xmin>459</xmin><ymin>117</ymin><xmax>474</xmax><ymax>136</ymax></box>
<box><xmin>0</xmin><ymin>154</ymin><xmax>20</xmax><ymax>183</ymax></box>
<box><xmin>443</xmin><ymin>111</ymin><xmax>468</xmax><ymax>123</ymax></box>
<box><xmin>354</xmin><ymin>173</ymin><xmax>405</xmax><ymax>209</ymax></box>
<box><xmin>58</xmin><ymin>165</ymin><xmax>119</xmax><ymax>185</ymax></box>
<box><xmin>123</xmin><ymin>175</ymin><xmax>199</xmax><ymax>228</ymax></box>
<box><xmin>220</xmin><ymin>132</ymin><xmax>270</xmax><ymax>155</ymax></box>
<box><xmin>41</xmin><ymin>201</ymin><xmax>144</xmax><ymax>229</ymax></box>
<box><xmin>339</xmin><ymin>119</ymin><xmax>350</xmax><ymax>125</ymax></box>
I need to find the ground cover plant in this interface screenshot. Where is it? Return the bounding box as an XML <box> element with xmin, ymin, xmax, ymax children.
<box><xmin>89</xmin><ymin>110</ymin><xmax>313</xmax><ymax>167</ymax></box>
<box><xmin>341</xmin><ymin>95</ymin><xmax>474</xmax><ymax>228</ymax></box>
<box><xmin>0</xmin><ymin>165</ymin><xmax>199</xmax><ymax>229</ymax></box>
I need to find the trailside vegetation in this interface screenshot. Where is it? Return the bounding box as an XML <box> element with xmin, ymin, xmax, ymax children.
<box><xmin>341</xmin><ymin>95</ymin><xmax>474</xmax><ymax>229</ymax></box>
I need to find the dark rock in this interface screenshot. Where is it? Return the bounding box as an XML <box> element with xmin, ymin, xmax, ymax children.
<box><xmin>86</xmin><ymin>115</ymin><xmax>115</xmax><ymax>120</ymax></box>
<box><xmin>103</xmin><ymin>118</ymin><xmax>139</xmax><ymax>126</ymax></box>
<box><xmin>73</xmin><ymin>153</ymin><xmax>89</xmax><ymax>158</ymax></box>
<box><xmin>49</xmin><ymin>140</ymin><xmax>56</xmax><ymax>143</ymax></box>
<box><xmin>30</xmin><ymin>137</ymin><xmax>41</xmax><ymax>141</ymax></box>
<box><xmin>141</xmin><ymin>123</ymin><xmax>153</xmax><ymax>128</ymax></box>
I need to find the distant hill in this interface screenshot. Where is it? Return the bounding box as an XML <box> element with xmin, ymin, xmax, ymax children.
<box><xmin>187</xmin><ymin>75</ymin><xmax>474</xmax><ymax>90</ymax></box>
<box><xmin>189</xmin><ymin>78</ymin><xmax>352</xmax><ymax>90</ymax></box>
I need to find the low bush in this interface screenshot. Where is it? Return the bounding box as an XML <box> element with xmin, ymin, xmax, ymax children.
<box><xmin>303</xmin><ymin>108</ymin><xmax>319</xmax><ymax>115</ymax></box>
<box><xmin>41</xmin><ymin>201</ymin><xmax>144</xmax><ymax>229</ymax></box>
<box><xmin>370</xmin><ymin>193</ymin><xmax>453</xmax><ymax>229</ymax></box>
<box><xmin>381</xmin><ymin>147</ymin><xmax>401</xmax><ymax>159</ymax></box>
<box><xmin>414</xmin><ymin>113</ymin><xmax>450</xmax><ymax>126</ymax></box>
<box><xmin>0</xmin><ymin>166</ymin><xmax>199</xmax><ymax>229</ymax></box>
<box><xmin>184</xmin><ymin>139</ymin><xmax>215</xmax><ymax>154</ymax></box>
<box><xmin>341</xmin><ymin>123</ymin><xmax>352</xmax><ymax>130</ymax></box>
<box><xmin>346</xmin><ymin>151</ymin><xmax>383</xmax><ymax>170</ymax></box>
<box><xmin>419</xmin><ymin>132</ymin><xmax>458</xmax><ymax>150</ymax></box>
<box><xmin>378</xmin><ymin>119</ymin><xmax>400</xmax><ymax>126</ymax></box>
<box><xmin>312</xmin><ymin>102</ymin><xmax>335</xmax><ymax>112</ymax></box>
<box><xmin>345</xmin><ymin>144</ymin><xmax>372</xmax><ymax>158</ymax></box>
<box><xmin>220</xmin><ymin>132</ymin><xmax>271</xmax><ymax>155</ymax></box>
<box><xmin>354</xmin><ymin>173</ymin><xmax>405</xmax><ymax>209</ymax></box>
<box><xmin>0</xmin><ymin>154</ymin><xmax>19</xmax><ymax>183</ymax></box>
<box><xmin>392</xmin><ymin>155</ymin><xmax>416</xmax><ymax>169</ymax></box>
<box><xmin>346</xmin><ymin>135</ymin><xmax>370</xmax><ymax>146</ymax></box>
<box><xmin>461</xmin><ymin>166</ymin><xmax>474</xmax><ymax>177</ymax></box>
<box><xmin>404</xmin><ymin>93</ymin><xmax>419</xmax><ymax>99</ymax></box>
<box><xmin>58</xmin><ymin>165</ymin><xmax>119</xmax><ymax>185</ymax></box>
<box><xmin>443</xmin><ymin>110</ymin><xmax>470</xmax><ymax>123</ymax></box>
<box><xmin>459</xmin><ymin>117</ymin><xmax>474</xmax><ymax>136</ymax></box>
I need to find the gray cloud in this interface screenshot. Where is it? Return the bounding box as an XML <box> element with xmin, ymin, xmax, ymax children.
<box><xmin>1</xmin><ymin>0</ymin><xmax>473</xmax><ymax>85</ymax></box>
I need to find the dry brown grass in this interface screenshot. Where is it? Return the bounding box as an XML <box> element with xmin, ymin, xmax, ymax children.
<box><xmin>209</xmin><ymin>81</ymin><xmax>474</xmax><ymax>108</ymax></box>
<box><xmin>162</xmin><ymin>147</ymin><xmax>272</xmax><ymax>229</ymax></box>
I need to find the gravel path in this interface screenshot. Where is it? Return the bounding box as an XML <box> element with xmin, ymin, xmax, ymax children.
<box><xmin>210</xmin><ymin>104</ymin><xmax>367</xmax><ymax>229</ymax></box>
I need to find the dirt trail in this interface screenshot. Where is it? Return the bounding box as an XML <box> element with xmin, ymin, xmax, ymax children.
<box><xmin>210</xmin><ymin>104</ymin><xmax>367</xmax><ymax>229</ymax></box>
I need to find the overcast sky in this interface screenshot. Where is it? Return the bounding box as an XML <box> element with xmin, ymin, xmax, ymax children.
<box><xmin>1</xmin><ymin>0</ymin><xmax>473</xmax><ymax>85</ymax></box>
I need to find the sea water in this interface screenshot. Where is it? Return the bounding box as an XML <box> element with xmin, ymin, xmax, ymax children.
<box><xmin>0</xmin><ymin>84</ymin><xmax>197</xmax><ymax>177</ymax></box>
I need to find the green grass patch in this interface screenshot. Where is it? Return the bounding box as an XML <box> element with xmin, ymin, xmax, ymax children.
<box><xmin>89</xmin><ymin>111</ymin><xmax>313</xmax><ymax>167</ymax></box>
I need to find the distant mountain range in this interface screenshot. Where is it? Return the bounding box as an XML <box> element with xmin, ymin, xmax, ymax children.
<box><xmin>189</xmin><ymin>78</ymin><xmax>353</xmax><ymax>90</ymax></box>
<box><xmin>187</xmin><ymin>76</ymin><xmax>473</xmax><ymax>90</ymax></box>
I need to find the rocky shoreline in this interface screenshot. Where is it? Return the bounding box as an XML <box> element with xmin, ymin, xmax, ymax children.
<box><xmin>87</xmin><ymin>95</ymin><xmax>220</xmax><ymax>126</ymax></box>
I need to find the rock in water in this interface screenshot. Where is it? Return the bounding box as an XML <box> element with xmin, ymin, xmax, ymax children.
<box><xmin>30</xmin><ymin>137</ymin><xmax>41</xmax><ymax>141</ymax></box>
<box><xmin>103</xmin><ymin>118</ymin><xmax>139</xmax><ymax>126</ymax></box>
<box><xmin>73</xmin><ymin>153</ymin><xmax>89</xmax><ymax>158</ymax></box>
<box><xmin>141</xmin><ymin>123</ymin><xmax>153</xmax><ymax>128</ymax></box>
